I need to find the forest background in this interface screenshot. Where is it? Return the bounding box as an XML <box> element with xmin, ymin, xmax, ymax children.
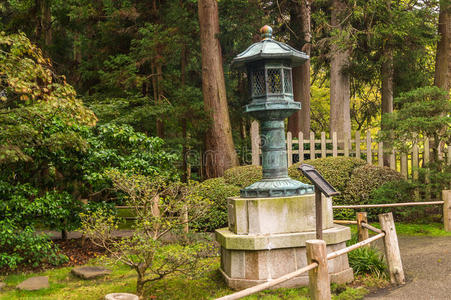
<box><xmin>2</xmin><ymin>0</ymin><xmax>449</xmax><ymax>180</ymax></box>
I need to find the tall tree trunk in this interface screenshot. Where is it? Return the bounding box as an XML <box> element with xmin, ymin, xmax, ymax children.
<box><xmin>35</xmin><ymin>0</ymin><xmax>52</xmax><ymax>49</ymax></box>
<box><xmin>180</xmin><ymin>44</ymin><xmax>190</xmax><ymax>182</ymax></box>
<box><xmin>434</xmin><ymin>1</ymin><xmax>451</xmax><ymax>91</ymax></box>
<box><xmin>288</xmin><ymin>0</ymin><xmax>312</xmax><ymax>136</ymax></box>
<box><xmin>41</xmin><ymin>0</ymin><xmax>52</xmax><ymax>47</ymax></box>
<box><xmin>433</xmin><ymin>1</ymin><xmax>451</xmax><ymax>162</ymax></box>
<box><xmin>198</xmin><ymin>0</ymin><xmax>239</xmax><ymax>178</ymax></box>
<box><xmin>381</xmin><ymin>49</ymin><xmax>394</xmax><ymax>166</ymax></box>
<box><xmin>329</xmin><ymin>0</ymin><xmax>351</xmax><ymax>144</ymax></box>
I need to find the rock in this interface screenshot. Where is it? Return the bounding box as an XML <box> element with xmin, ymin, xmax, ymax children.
<box><xmin>16</xmin><ymin>276</ymin><xmax>49</xmax><ymax>291</ymax></box>
<box><xmin>105</xmin><ymin>293</ymin><xmax>139</xmax><ymax>300</ymax></box>
<box><xmin>0</xmin><ymin>282</ymin><xmax>6</xmax><ymax>290</ymax></box>
<box><xmin>71</xmin><ymin>266</ymin><xmax>112</xmax><ymax>279</ymax></box>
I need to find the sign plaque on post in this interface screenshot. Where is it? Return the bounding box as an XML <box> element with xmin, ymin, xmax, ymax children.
<box><xmin>300</xmin><ymin>164</ymin><xmax>340</xmax><ymax>239</ymax></box>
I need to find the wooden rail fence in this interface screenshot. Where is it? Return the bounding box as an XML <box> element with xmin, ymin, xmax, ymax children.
<box><xmin>250</xmin><ymin>121</ymin><xmax>451</xmax><ymax>179</ymax></box>
<box><xmin>216</xmin><ymin>212</ymin><xmax>404</xmax><ymax>300</ymax></box>
<box><xmin>333</xmin><ymin>191</ymin><xmax>451</xmax><ymax>233</ymax></box>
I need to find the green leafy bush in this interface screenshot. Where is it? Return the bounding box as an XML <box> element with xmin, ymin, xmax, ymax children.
<box><xmin>288</xmin><ymin>157</ymin><xmax>367</xmax><ymax>193</ymax></box>
<box><xmin>0</xmin><ymin>220</ymin><xmax>67</xmax><ymax>270</ymax></box>
<box><xmin>344</xmin><ymin>165</ymin><xmax>404</xmax><ymax>205</ymax></box>
<box><xmin>190</xmin><ymin>177</ymin><xmax>240</xmax><ymax>232</ymax></box>
<box><xmin>0</xmin><ymin>182</ymin><xmax>84</xmax><ymax>232</ymax></box>
<box><xmin>223</xmin><ymin>165</ymin><xmax>262</xmax><ymax>188</ymax></box>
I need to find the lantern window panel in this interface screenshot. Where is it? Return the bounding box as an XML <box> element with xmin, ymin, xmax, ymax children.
<box><xmin>283</xmin><ymin>69</ymin><xmax>293</xmax><ymax>94</ymax></box>
<box><xmin>267</xmin><ymin>68</ymin><xmax>283</xmax><ymax>94</ymax></box>
<box><xmin>251</xmin><ymin>69</ymin><xmax>265</xmax><ymax>97</ymax></box>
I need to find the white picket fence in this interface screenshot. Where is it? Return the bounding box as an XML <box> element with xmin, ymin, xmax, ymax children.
<box><xmin>250</xmin><ymin>121</ymin><xmax>450</xmax><ymax>179</ymax></box>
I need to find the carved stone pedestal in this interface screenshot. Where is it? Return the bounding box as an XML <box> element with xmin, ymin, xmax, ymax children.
<box><xmin>216</xmin><ymin>193</ymin><xmax>354</xmax><ymax>290</ymax></box>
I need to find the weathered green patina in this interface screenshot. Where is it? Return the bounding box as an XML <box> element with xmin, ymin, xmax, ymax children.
<box><xmin>232</xmin><ymin>25</ymin><xmax>314</xmax><ymax>198</ymax></box>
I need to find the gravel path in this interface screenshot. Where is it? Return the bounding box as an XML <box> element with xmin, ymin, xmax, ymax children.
<box><xmin>366</xmin><ymin>236</ymin><xmax>451</xmax><ymax>300</ymax></box>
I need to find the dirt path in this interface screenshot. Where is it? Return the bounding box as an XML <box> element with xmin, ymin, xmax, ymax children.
<box><xmin>366</xmin><ymin>236</ymin><xmax>451</xmax><ymax>300</ymax></box>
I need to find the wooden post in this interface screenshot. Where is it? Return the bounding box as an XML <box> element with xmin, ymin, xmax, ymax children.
<box><xmin>389</xmin><ymin>150</ymin><xmax>396</xmax><ymax>170</ymax></box>
<box><xmin>183</xmin><ymin>205</ymin><xmax>189</xmax><ymax>233</ymax></box>
<box><xmin>424</xmin><ymin>137</ymin><xmax>430</xmax><ymax>200</ymax></box>
<box><xmin>315</xmin><ymin>189</ymin><xmax>323</xmax><ymax>240</ymax></box>
<box><xmin>412</xmin><ymin>143</ymin><xmax>419</xmax><ymax>200</ymax></box>
<box><xmin>310</xmin><ymin>132</ymin><xmax>315</xmax><ymax>160</ymax></box>
<box><xmin>299</xmin><ymin>132</ymin><xmax>304</xmax><ymax>163</ymax></box>
<box><xmin>287</xmin><ymin>131</ymin><xmax>293</xmax><ymax>166</ymax></box>
<box><xmin>344</xmin><ymin>136</ymin><xmax>349</xmax><ymax>157</ymax></box>
<box><xmin>357</xmin><ymin>212</ymin><xmax>369</xmax><ymax>243</ymax></box>
<box><xmin>355</xmin><ymin>131</ymin><xmax>361</xmax><ymax>159</ymax></box>
<box><xmin>366</xmin><ymin>131</ymin><xmax>372</xmax><ymax>164</ymax></box>
<box><xmin>251</xmin><ymin>121</ymin><xmax>260</xmax><ymax>166</ymax></box>
<box><xmin>400</xmin><ymin>153</ymin><xmax>408</xmax><ymax>179</ymax></box>
<box><xmin>379</xmin><ymin>213</ymin><xmax>405</xmax><ymax>285</ymax></box>
<box><xmin>378</xmin><ymin>142</ymin><xmax>384</xmax><ymax>167</ymax></box>
<box><xmin>321</xmin><ymin>132</ymin><xmax>326</xmax><ymax>158</ymax></box>
<box><xmin>443</xmin><ymin>190</ymin><xmax>451</xmax><ymax>232</ymax></box>
<box><xmin>332</xmin><ymin>132</ymin><xmax>338</xmax><ymax>157</ymax></box>
<box><xmin>306</xmin><ymin>240</ymin><xmax>331</xmax><ymax>300</ymax></box>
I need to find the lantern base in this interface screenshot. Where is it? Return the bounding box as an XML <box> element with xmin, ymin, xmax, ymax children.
<box><xmin>240</xmin><ymin>177</ymin><xmax>314</xmax><ymax>198</ymax></box>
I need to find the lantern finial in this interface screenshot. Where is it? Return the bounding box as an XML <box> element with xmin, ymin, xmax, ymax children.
<box><xmin>260</xmin><ymin>25</ymin><xmax>273</xmax><ymax>40</ymax></box>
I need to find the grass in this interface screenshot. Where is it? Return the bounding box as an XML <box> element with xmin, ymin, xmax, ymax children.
<box><xmin>0</xmin><ymin>257</ymin><xmax>370</xmax><ymax>300</ymax></box>
<box><xmin>2</xmin><ymin>222</ymin><xmax>446</xmax><ymax>299</ymax></box>
<box><xmin>347</xmin><ymin>222</ymin><xmax>451</xmax><ymax>237</ymax></box>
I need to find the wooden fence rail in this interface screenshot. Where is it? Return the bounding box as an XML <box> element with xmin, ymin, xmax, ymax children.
<box><xmin>216</xmin><ymin>212</ymin><xmax>404</xmax><ymax>300</ymax></box>
<box><xmin>333</xmin><ymin>194</ymin><xmax>451</xmax><ymax>232</ymax></box>
<box><xmin>250</xmin><ymin>121</ymin><xmax>451</xmax><ymax>179</ymax></box>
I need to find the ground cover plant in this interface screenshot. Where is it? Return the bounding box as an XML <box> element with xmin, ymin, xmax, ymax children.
<box><xmin>0</xmin><ymin>257</ymin><xmax>370</xmax><ymax>300</ymax></box>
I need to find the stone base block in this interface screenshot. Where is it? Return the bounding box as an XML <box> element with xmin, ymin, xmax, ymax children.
<box><xmin>228</xmin><ymin>194</ymin><xmax>334</xmax><ymax>235</ymax></box>
<box><xmin>219</xmin><ymin>242</ymin><xmax>354</xmax><ymax>290</ymax></box>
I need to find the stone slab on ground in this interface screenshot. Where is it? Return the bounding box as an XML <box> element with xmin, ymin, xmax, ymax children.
<box><xmin>366</xmin><ymin>236</ymin><xmax>451</xmax><ymax>299</ymax></box>
<box><xmin>105</xmin><ymin>293</ymin><xmax>139</xmax><ymax>300</ymax></box>
<box><xmin>72</xmin><ymin>266</ymin><xmax>112</xmax><ymax>279</ymax></box>
<box><xmin>16</xmin><ymin>276</ymin><xmax>49</xmax><ymax>291</ymax></box>
<box><xmin>0</xmin><ymin>282</ymin><xmax>6</xmax><ymax>290</ymax></box>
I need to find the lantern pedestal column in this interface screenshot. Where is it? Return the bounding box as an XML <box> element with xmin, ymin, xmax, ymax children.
<box><xmin>215</xmin><ymin>193</ymin><xmax>354</xmax><ymax>290</ymax></box>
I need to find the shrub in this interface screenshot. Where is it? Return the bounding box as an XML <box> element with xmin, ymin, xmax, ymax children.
<box><xmin>190</xmin><ymin>177</ymin><xmax>241</xmax><ymax>232</ymax></box>
<box><xmin>344</xmin><ymin>165</ymin><xmax>404</xmax><ymax>205</ymax></box>
<box><xmin>81</xmin><ymin>170</ymin><xmax>210</xmax><ymax>296</ymax></box>
<box><xmin>224</xmin><ymin>165</ymin><xmax>262</xmax><ymax>188</ymax></box>
<box><xmin>0</xmin><ymin>220</ymin><xmax>67</xmax><ymax>270</ymax></box>
<box><xmin>288</xmin><ymin>157</ymin><xmax>366</xmax><ymax>193</ymax></box>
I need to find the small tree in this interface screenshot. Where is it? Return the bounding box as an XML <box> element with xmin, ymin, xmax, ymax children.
<box><xmin>81</xmin><ymin>170</ymin><xmax>210</xmax><ymax>296</ymax></box>
<box><xmin>379</xmin><ymin>86</ymin><xmax>450</xmax><ymax>163</ymax></box>
<box><xmin>379</xmin><ymin>86</ymin><xmax>451</xmax><ymax>197</ymax></box>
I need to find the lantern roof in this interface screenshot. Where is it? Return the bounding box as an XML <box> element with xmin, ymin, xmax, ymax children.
<box><xmin>232</xmin><ymin>25</ymin><xmax>309</xmax><ymax>69</ymax></box>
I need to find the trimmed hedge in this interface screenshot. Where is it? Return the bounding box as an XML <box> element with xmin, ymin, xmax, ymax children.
<box><xmin>224</xmin><ymin>165</ymin><xmax>262</xmax><ymax>188</ymax></box>
<box><xmin>193</xmin><ymin>160</ymin><xmax>412</xmax><ymax>231</ymax></box>
<box><xmin>344</xmin><ymin>165</ymin><xmax>405</xmax><ymax>205</ymax></box>
<box><xmin>190</xmin><ymin>177</ymin><xmax>240</xmax><ymax>232</ymax></box>
<box><xmin>288</xmin><ymin>157</ymin><xmax>367</xmax><ymax>193</ymax></box>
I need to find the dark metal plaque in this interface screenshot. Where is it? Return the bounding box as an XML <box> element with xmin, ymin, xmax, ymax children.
<box><xmin>299</xmin><ymin>164</ymin><xmax>340</xmax><ymax>197</ymax></box>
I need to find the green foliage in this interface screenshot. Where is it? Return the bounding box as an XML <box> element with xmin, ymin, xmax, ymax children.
<box><xmin>0</xmin><ymin>181</ymin><xmax>77</xmax><ymax>270</ymax></box>
<box><xmin>81</xmin><ymin>170</ymin><xmax>211</xmax><ymax>296</ymax></box>
<box><xmin>0</xmin><ymin>220</ymin><xmax>67</xmax><ymax>270</ymax></box>
<box><xmin>223</xmin><ymin>165</ymin><xmax>262</xmax><ymax>188</ymax></box>
<box><xmin>82</xmin><ymin>123</ymin><xmax>179</xmax><ymax>202</ymax></box>
<box><xmin>347</xmin><ymin>234</ymin><xmax>387</xmax><ymax>278</ymax></box>
<box><xmin>191</xmin><ymin>177</ymin><xmax>241</xmax><ymax>232</ymax></box>
<box><xmin>289</xmin><ymin>157</ymin><xmax>367</xmax><ymax>193</ymax></box>
<box><xmin>344</xmin><ymin>165</ymin><xmax>404</xmax><ymax>205</ymax></box>
<box><xmin>379</xmin><ymin>86</ymin><xmax>451</xmax><ymax>155</ymax></box>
